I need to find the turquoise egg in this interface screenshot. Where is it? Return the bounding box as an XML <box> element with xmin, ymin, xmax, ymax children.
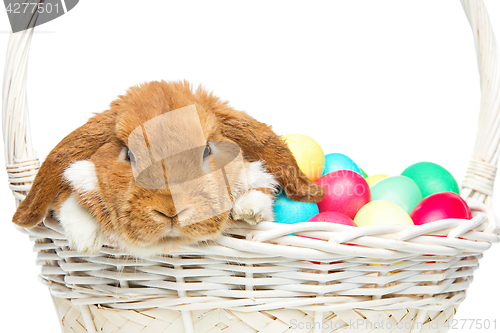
<box><xmin>322</xmin><ymin>153</ymin><xmax>362</xmax><ymax>176</ymax></box>
<box><xmin>273</xmin><ymin>193</ymin><xmax>319</xmax><ymax>224</ymax></box>
<box><xmin>371</xmin><ymin>176</ymin><xmax>423</xmax><ymax>214</ymax></box>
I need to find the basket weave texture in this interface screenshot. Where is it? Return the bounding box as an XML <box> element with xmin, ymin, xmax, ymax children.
<box><xmin>3</xmin><ymin>1</ymin><xmax>500</xmax><ymax>332</ymax></box>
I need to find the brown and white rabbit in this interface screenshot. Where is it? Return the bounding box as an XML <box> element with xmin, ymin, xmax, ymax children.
<box><xmin>12</xmin><ymin>81</ymin><xmax>325</xmax><ymax>256</ymax></box>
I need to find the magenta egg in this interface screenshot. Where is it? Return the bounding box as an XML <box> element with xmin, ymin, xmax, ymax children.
<box><xmin>308</xmin><ymin>211</ymin><xmax>356</xmax><ymax>226</ymax></box>
<box><xmin>304</xmin><ymin>211</ymin><xmax>356</xmax><ymax>265</ymax></box>
<box><xmin>316</xmin><ymin>170</ymin><xmax>371</xmax><ymax>219</ymax></box>
<box><xmin>410</xmin><ymin>192</ymin><xmax>472</xmax><ymax>225</ymax></box>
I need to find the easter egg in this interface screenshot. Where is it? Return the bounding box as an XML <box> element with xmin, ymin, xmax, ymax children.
<box><xmin>371</xmin><ymin>176</ymin><xmax>422</xmax><ymax>213</ymax></box>
<box><xmin>410</xmin><ymin>192</ymin><xmax>472</xmax><ymax>225</ymax></box>
<box><xmin>273</xmin><ymin>193</ymin><xmax>319</xmax><ymax>224</ymax></box>
<box><xmin>316</xmin><ymin>170</ymin><xmax>371</xmax><ymax>219</ymax></box>
<box><xmin>308</xmin><ymin>212</ymin><xmax>356</xmax><ymax>226</ymax></box>
<box><xmin>365</xmin><ymin>174</ymin><xmax>389</xmax><ymax>187</ymax></box>
<box><xmin>354</xmin><ymin>200</ymin><xmax>414</xmax><ymax>227</ymax></box>
<box><xmin>360</xmin><ymin>168</ymin><xmax>368</xmax><ymax>178</ymax></box>
<box><xmin>322</xmin><ymin>153</ymin><xmax>362</xmax><ymax>176</ymax></box>
<box><xmin>306</xmin><ymin>212</ymin><xmax>355</xmax><ymax>265</ymax></box>
<box><xmin>402</xmin><ymin>162</ymin><xmax>459</xmax><ymax>198</ymax></box>
<box><xmin>280</xmin><ymin>134</ymin><xmax>325</xmax><ymax>181</ymax></box>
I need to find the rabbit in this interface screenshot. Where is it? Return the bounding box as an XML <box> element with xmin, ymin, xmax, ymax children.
<box><xmin>12</xmin><ymin>80</ymin><xmax>325</xmax><ymax>256</ymax></box>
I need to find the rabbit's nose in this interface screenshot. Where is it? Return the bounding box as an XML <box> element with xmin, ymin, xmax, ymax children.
<box><xmin>154</xmin><ymin>209</ymin><xmax>177</xmax><ymax>219</ymax></box>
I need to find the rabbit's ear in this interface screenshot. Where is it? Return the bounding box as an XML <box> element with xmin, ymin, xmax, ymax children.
<box><xmin>215</xmin><ymin>108</ymin><xmax>325</xmax><ymax>203</ymax></box>
<box><xmin>12</xmin><ymin>110</ymin><xmax>118</xmax><ymax>227</ymax></box>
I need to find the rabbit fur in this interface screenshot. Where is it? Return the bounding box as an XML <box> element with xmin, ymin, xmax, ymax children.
<box><xmin>12</xmin><ymin>81</ymin><xmax>325</xmax><ymax>256</ymax></box>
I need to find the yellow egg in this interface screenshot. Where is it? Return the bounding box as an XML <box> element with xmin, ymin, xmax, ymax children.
<box><xmin>370</xmin><ymin>261</ymin><xmax>405</xmax><ymax>268</ymax></box>
<box><xmin>280</xmin><ymin>134</ymin><xmax>325</xmax><ymax>181</ymax></box>
<box><xmin>354</xmin><ymin>200</ymin><xmax>414</xmax><ymax>227</ymax></box>
<box><xmin>366</xmin><ymin>174</ymin><xmax>389</xmax><ymax>187</ymax></box>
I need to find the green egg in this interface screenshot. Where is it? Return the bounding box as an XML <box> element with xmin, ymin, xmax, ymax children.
<box><xmin>360</xmin><ymin>168</ymin><xmax>368</xmax><ymax>178</ymax></box>
<box><xmin>371</xmin><ymin>176</ymin><xmax>422</xmax><ymax>214</ymax></box>
<box><xmin>401</xmin><ymin>162</ymin><xmax>460</xmax><ymax>198</ymax></box>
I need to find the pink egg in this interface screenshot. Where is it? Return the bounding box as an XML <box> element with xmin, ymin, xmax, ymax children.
<box><xmin>410</xmin><ymin>192</ymin><xmax>472</xmax><ymax>225</ymax></box>
<box><xmin>304</xmin><ymin>212</ymin><xmax>355</xmax><ymax>266</ymax></box>
<box><xmin>316</xmin><ymin>170</ymin><xmax>371</xmax><ymax>219</ymax></box>
<box><xmin>308</xmin><ymin>212</ymin><xmax>356</xmax><ymax>226</ymax></box>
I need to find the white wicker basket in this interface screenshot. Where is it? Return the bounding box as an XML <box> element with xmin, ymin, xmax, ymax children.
<box><xmin>3</xmin><ymin>1</ymin><xmax>500</xmax><ymax>333</ymax></box>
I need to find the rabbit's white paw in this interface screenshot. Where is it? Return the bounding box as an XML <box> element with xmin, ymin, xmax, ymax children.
<box><xmin>58</xmin><ymin>194</ymin><xmax>104</xmax><ymax>254</ymax></box>
<box><xmin>231</xmin><ymin>190</ymin><xmax>274</xmax><ymax>225</ymax></box>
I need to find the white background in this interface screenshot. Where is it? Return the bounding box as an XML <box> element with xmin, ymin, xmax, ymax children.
<box><xmin>1</xmin><ymin>1</ymin><xmax>500</xmax><ymax>332</ymax></box>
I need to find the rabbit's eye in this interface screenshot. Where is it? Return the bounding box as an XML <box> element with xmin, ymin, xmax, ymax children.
<box><xmin>203</xmin><ymin>144</ymin><xmax>211</xmax><ymax>159</ymax></box>
<box><xmin>127</xmin><ymin>149</ymin><xmax>135</xmax><ymax>163</ymax></box>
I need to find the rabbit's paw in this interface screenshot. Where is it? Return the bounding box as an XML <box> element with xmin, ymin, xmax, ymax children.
<box><xmin>58</xmin><ymin>194</ymin><xmax>104</xmax><ymax>254</ymax></box>
<box><xmin>231</xmin><ymin>190</ymin><xmax>274</xmax><ymax>225</ymax></box>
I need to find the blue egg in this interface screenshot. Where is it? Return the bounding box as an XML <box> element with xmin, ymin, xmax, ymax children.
<box><xmin>322</xmin><ymin>153</ymin><xmax>362</xmax><ymax>176</ymax></box>
<box><xmin>273</xmin><ymin>193</ymin><xmax>319</xmax><ymax>224</ymax></box>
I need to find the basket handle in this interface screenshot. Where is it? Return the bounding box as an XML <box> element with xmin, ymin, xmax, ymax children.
<box><xmin>2</xmin><ymin>28</ymin><xmax>39</xmax><ymax>207</ymax></box>
<box><xmin>2</xmin><ymin>1</ymin><xmax>499</xmax><ymax>207</ymax></box>
<box><xmin>460</xmin><ymin>0</ymin><xmax>500</xmax><ymax>207</ymax></box>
